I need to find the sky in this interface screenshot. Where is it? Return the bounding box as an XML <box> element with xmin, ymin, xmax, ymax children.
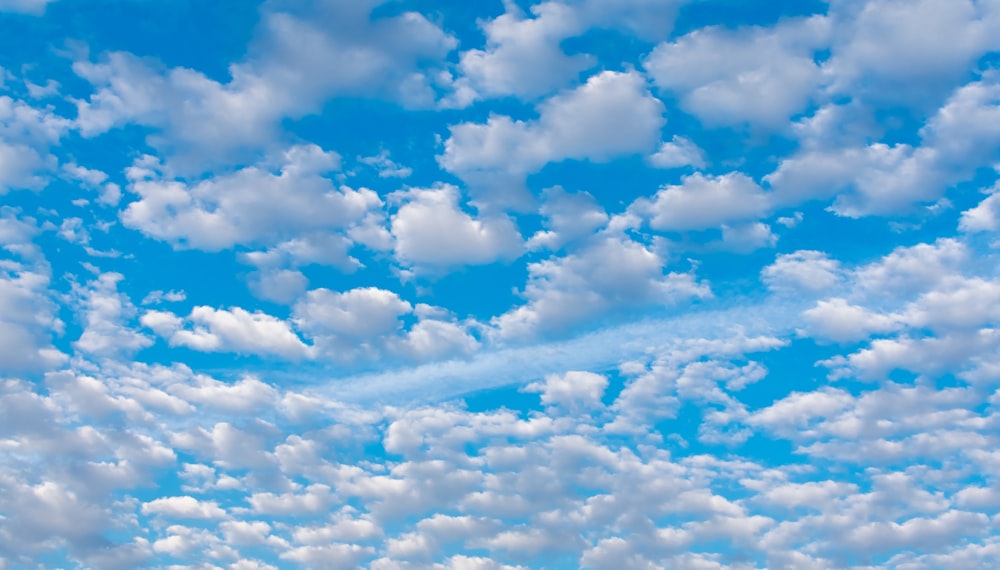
<box><xmin>2</xmin><ymin>0</ymin><xmax>1000</xmax><ymax>568</ymax></box>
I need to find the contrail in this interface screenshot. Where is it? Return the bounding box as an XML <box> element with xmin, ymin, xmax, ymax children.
<box><xmin>319</xmin><ymin>297</ymin><xmax>804</xmax><ymax>404</ymax></box>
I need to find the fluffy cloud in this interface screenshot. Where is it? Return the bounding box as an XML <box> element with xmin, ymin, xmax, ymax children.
<box><xmin>646</xmin><ymin>16</ymin><xmax>829</xmax><ymax>127</ymax></box>
<box><xmin>455</xmin><ymin>1</ymin><xmax>592</xmax><ymax>101</ymax></box>
<box><xmin>295</xmin><ymin>287</ymin><xmax>412</xmax><ymax>343</ymax></box>
<box><xmin>523</xmin><ymin>370</ymin><xmax>608</xmax><ymax>412</ymax></box>
<box><xmin>4</xmin><ymin>320</ymin><xmax>1000</xmax><ymax>568</ymax></box>
<box><xmin>294</xmin><ymin>287</ymin><xmax>480</xmax><ymax>362</ymax></box>
<box><xmin>390</xmin><ymin>185</ymin><xmax>523</xmax><ymax>269</ymax></box>
<box><xmin>452</xmin><ymin>0</ymin><xmax>686</xmax><ymax>103</ymax></box>
<box><xmin>823</xmin><ymin>0</ymin><xmax>1000</xmax><ymax>106</ymax></box>
<box><xmin>526</xmin><ymin>187</ymin><xmax>609</xmax><ymax>251</ymax></box>
<box><xmin>0</xmin><ymin>94</ymin><xmax>70</xmax><ymax>192</ymax></box>
<box><xmin>958</xmin><ymin>181</ymin><xmax>1000</xmax><ymax>233</ymax></box>
<box><xmin>142</xmin><ymin>496</ymin><xmax>227</xmax><ymax>520</ymax></box>
<box><xmin>760</xmin><ymin>250</ymin><xmax>841</xmax><ymax>291</ymax></box>
<box><xmin>121</xmin><ymin>144</ymin><xmax>381</xmax><ymax>251</ymax></box>
<box><xmin>439</xmin><ymin>70</ymin><xmax>665</xmax><ymax>204</ymax></box>
<box><xmin>767</xmin><ymin>72</ymin><xmax>1000</xmax><ymax>217</ymax></box>
<box><xmin>143</xmin><ymin>306</ymin><xmax>313</xmax><ymax>360</ymax></box>
<box><xmin>8</xmin><ymin>2</ymin><xmax>1000</xmax><ymax>568</ymax></box>
<box><xmin>71</xmin><ymin>271</ymin><xmax>152</xmax><ymax>358</ymax></box>
<box><xmin>647</xmin><ymin>136</ymin><xmax>706</xmax><ymax>169</ymax></box>
<box><xmin>630</xmin><ymin>172</ymin><xmax>771</xmax><ymax>232</ymax></box>
<box><xmin>802</xmin><ymin>298</ymin><xmax>901</xmax><ymax>343</ymax></box>
<box><xmin>74</xmin><ymin>2</ymin><xmax>457</xmax><ymax>164</ymax></box>
<box><xmin>493</xmin><ymin>234</ymin><xmax>709</xmax><ymax>339</ymax></box>
<box><xmin>0</xmin><ymin>210</ymin><xmax>65</xmax><ymax>372</ymax></box>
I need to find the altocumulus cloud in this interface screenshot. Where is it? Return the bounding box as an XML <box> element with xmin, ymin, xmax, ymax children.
<box><xmin>2</xmin><ymin>0</ymin><xmax>1000</xmax><ymax>568</ymax></box>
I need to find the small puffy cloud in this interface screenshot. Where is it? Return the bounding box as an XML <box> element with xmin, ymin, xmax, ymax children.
<box><xmin>241</xmin><ymin>232</ymin><xmax>364</xmax><ymax>275</ymax></box>
<box><xmin>900</xmin><ymin>277</ymin><xmax>1000</xmax><ymax>332</ymax></box>
<box><xmin>456</xmin><ymin>1</ymin><xmax>592</xmax><ymax>100</ymax></box>
<box><xmin>493</xmin><ymin>235</ymin><xmax>710</xmax><ymax>339</ymax></box>
<box><xmin>246</xmin><ymin>269</ymin><xmax>309</xmax><ymax>305</ymax></box>
<box><xmin>295</xmin><ymin>287</ymin><xmax>412</xmax><ymax>342</ymax></box>
<box><xmin>766</xmin><ymin>142</ymin><xmax>945</xmax><ymax>217</ymax></box>
<box><xmin>526</xmin><ymin>187</ymin><xmax>608</xmax><ymax>251</ymax></box>
<box><xmin>719</xmin><ymin>222</ymin><xmax>778</xmax><ymax>253</ymax></box>
<box><xmin>394</xmin><ymin>310</ymin><xmax>481</xmax><ymax>361</ymax></box>
<box><xmin>168</xmin><ymin>375</ymin><xmax>278</xmax><ymax>414</ymax></box>
<box><xmin>0</xmin><ymin>213</ymin><xmax>66</xmax><ymax>372</ymax></box>
<box><xmin>959</xmin><ymin>188</ymin><xmax>1000</xmax><ymax>233</ymax></box>
<box><xmin>390</xmin><ymin>185</ymin><xmax>523</xmax><ymax>269</ymax></box>
<box><xmin>122</xmin><ymin>144</ymin><xmax>382</xmax><ymax>251</ymax></box>
<box><xmin>761</xmin><ymin>250</ymin><xmax>843</xmax><ymax>293</ymax></box>
<box><xmin>645</xmin><ymin>16</ymin><xmax>829</xmax><ymax>126</ymax></box>
<box><xmin>631</xmin><ymin>172</ymin><xmax>771</xmax><ymax>232</ymax></box>
<box><xmin>294</xmin><ymin>288</ymin><xmax>479</xmax><ymax>362</ymax></box>
<box><xmin>74</xmin><ymin>3</ymin><xmax>457</xmax><ymax>163</ymax></box>
<box><xmin>72</xmin><ymin>272</ymin><xmax>152</xmax><ymax>358</ymax></box>
<box><xmin>145</xmin><ymin>306</ymin><xmax>313</xmax><ymax>360</ymax></box>
<box><xmin>853</xmin><ymin>238</ymin><xmax>967</xmax><ymax>295</ymax></box>
<box><xmin>647</xmin><ymin>136</ymin><xmax>706</xmax><ymax>169</ymax></box>
<box><xmin>452</xmin><ymin>0</ymin><xmax>686</xmax><ymax>104</ymax></box>
<box><xmin>767</xmin><ymin>73</ymin><xmax>1000</xmax><ymax>217</ymax></box>
<box><xmin>141</xmin><ymin>496</ymin><xmax>226</xmax><ymax>520</ymax></box>
<box><xmin>801</xmin><ymin>298</ymin><xmax>901</xmax><ymax>343</ymax></box>
<box><xmin>823</xmin><ymin>0</ymin><xmax>999</xmax><ymax>105</ymax></box>
<box><xmin>0</xmin><ymin>94</ymin><xmax>70</xmax><ymax>192</ymax></box>
<box><xmin>439</xmin><ymin>70</ymin><xmax>665</xmax><ymax>203</ymax></box>
<box><xmin>524</xmin><ymin>370</ymin><xmax>608</xmax><ymax>411</ymax></box>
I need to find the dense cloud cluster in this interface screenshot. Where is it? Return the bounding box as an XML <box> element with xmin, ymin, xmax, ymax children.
<box><xmin>2</xmin><ymin>0</ymin><xmax>1000</xmax><ymax>567</ymax></box>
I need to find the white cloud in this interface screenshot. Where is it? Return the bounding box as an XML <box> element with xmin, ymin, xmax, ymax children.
<box><xmin>439</xmin><ymin>70</ymin><xmax>665</xmax><ymax>204</ymax></box>
<box><xmin>645</xmin><ymin>16</ymin><xmax>829</xmax><ymax>126</ymax></box>
<box><xmin>293</xmin><ymin>288</ymin><xmax>480</xmax><ymax>362</ymax></box>
<box><xmin>71</xmin><ymin>272</ymin><xmax>152</xmax><ymax>358</ymax></box>
<box><xmin>246</xmin><ymin>269</ymin><xmax>308</xmax><ymax>305</ymax></box>
<box><xmin>631</xmin><ymin>172</ymin><xmax>771</xmax><ymax>232</ymax></box>
<box><xmin>801</xmin><ymin>298</ymin><xmax>901</xmax><ymax>343</ymax></box>
<box><xmin>0</xmin><ymin>94</ymin><xmax>70</xmax><ymax>193</ymax></box>
<box><xmin>647</xmin><ymin>136</ymin><xmax>706</xmax><ymax>169</ymax></box>
<box><xmin>167</xmin><ymin>375</ymin><xmax>278</xmax><ymax>415</ymax></box>
<box><xmin>523</xmin><ymin>370</ymin><xmax>608</xmax><ymax>412</ymax></box>
<box><xmin>823</xmin><ymin>0</ymin><xmax>999</xmax><ymax>105</ymax></box>
<box><xmin>452</xmin><ymin>0</ymin><xmax>687</xmax><ymax>104</ymax></box>
<box><xmin>493</xmin><ymin>235</ymin><xmax>710</xmax><ymax>339</ymax></box>
<box><xmin>390</xmin><ymin>185</ymin><xmax>523</xmax><ymax>269</ymax></box>
<box><xmin>0</xmin><ymin>212</ymin><xmax>65</xmax><ymax>372</ymax></box>
<box><xmin>959</xmin><ymin>183</ymin><xmax>1000</xmax><ymax>233</ymax></box>
<box><xmin>295</xmin><ymin>287</ymin><xmax>411</xmax><ymax>342</ymax></box>
<box><xmin>767</xmin><ymin>72</ymin><xmax>1000</xmax><ymax>217</ymax></box>
<box><xmin>394</xmin><ymin>313</ymin><xmax>481</xmax><ymax>361</ymax></box>
<box><xmin>142</xmin><ymin>496</ymin><xmax>227</xmax><ymax>520</ymax></box>
<box><xmin>145</xmin><ymin>306</ymin><xmax>313</xmax><ymax>360</ymax></box>
<box><xmin>74</xmin><ymin>2</ymin><xmax>457</xmax><ymax>164</ymax></box>
<box><xmin>456</xmin><ymin>1</ymin><xmax>592</xmax><ymax>100</ymax></box>
<box><xmin>526</xmin><ymin>187</ymin><xmax>608</xmax><ymax>251</ymax></box>
<box><xmin>767</xmin><ymin>142</ymin><xmax>945</xmax><ymax>217</ymax></box>
<box><xmin>719</xmin><ymin>222</ymin><xmax>778</xmax><ymax>253</ymax></box>
<box><xmin>121</xmin><ymin>144</ymin><xmax>381</xmax><ymax>251</ymax></box>
<box><xmin>853</xmin><ymin>238</ymin><xmax>967</xmax><ymax>295</ymax></box>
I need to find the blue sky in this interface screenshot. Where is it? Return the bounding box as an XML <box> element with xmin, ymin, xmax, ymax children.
<box><xmin>2</xmin><ymin>0</ymin><xmax>1000</xmax><ymax>568</ymax></box>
